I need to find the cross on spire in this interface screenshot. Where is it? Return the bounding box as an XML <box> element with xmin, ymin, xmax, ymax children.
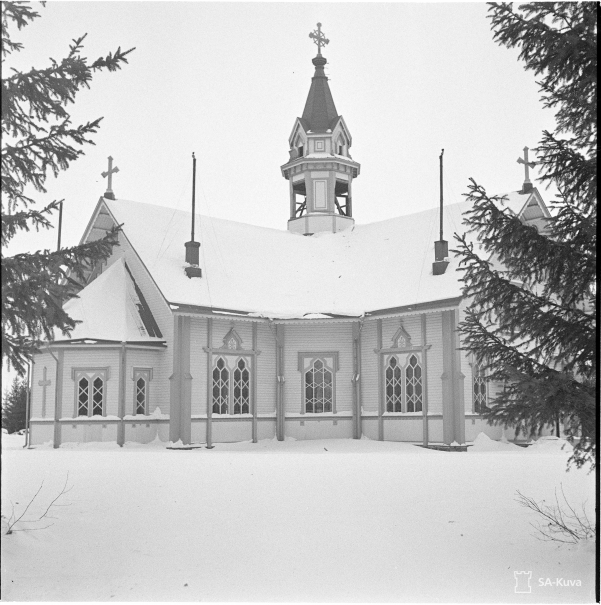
<box><xmin>309</xmin><ymin>23</ymin><xmax>329</xmax><ymax>56</ymax></box>
<box><xmin>101</xmin><ymin>156</ymin><xmax>120</xmax><ymax>200</ymax></box>
<box><xmin>517</xmin><ymin>146</ymin><xmax>536</xmax><ymax>192</ymax></box>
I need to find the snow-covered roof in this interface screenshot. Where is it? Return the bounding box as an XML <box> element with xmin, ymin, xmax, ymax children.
<box><xmin>102</xmin><ymin>198</ymin><xmax>474</xmax><ymax>318</ymax></box>
<box><xmin>53</xmin><ymin>258</ymin><xmax>165</xmax><ymax>344</ymax></box>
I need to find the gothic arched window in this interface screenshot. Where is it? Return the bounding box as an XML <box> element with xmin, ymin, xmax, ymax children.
<box><xmin>233</xmin><ymin>358</ymin><xmax>250</xmax><ymax>415</ymax></box>
<box><xmin>473</xmin><ymin>362</ymin><xmax>488</xmax><ymax>414</ymax></box>
<box><xmin>74</xmin><ymin>369</ymin><xmax>107</xmax><ymax>417</ymax></box>
<box><xmin>385</xmin><ymin>356</ymin><xmax>403</xmax><ymax>412</ymax></box>
<box><xmin>305</xmin><ymin>359</ymin><xmax>333</xmax><ymax>413</ymax></box>
<box><xmin>405</xmin><ymin>355</ymin><xmax>423</xmax><ymax>412</ymax></box>
<box><xmin>212</xmin><ymin>357</ymin><xmax>230</xmax><ymax>414</ymax></box>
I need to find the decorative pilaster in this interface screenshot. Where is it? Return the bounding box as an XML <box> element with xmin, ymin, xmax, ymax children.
<box><xmin>441</xmin><ymin>309</ymin><xmax>465</xmax><ymax>445</ymax></box>
<box><xmin>252</xmin><ymin>323</ymin><xmax>258</xmax><ymax>443</ymax></box>
<box><xmin>206</xmin><ymin>318</ymin><xmax>214</xmax><ymax>448</ymax></box>
<box><xmin>275</xmin><ymin>324</ymin><xmax>285</xmax><ymax>441</ymax></box>
<box><xmin>421</xmin><ymin>314</ymin><xmax>429</xmax><ymax>447</ymax></box>
<box><xmin>453</xmin><ymin>309</ymin><xmax>466</xmax><ymax>445</ymax></box>
<box><xmin>53</xmin><ymin>350</ymin><xmax>64</xmax><ymax>449</ymax></box>
<box><xmin>117</xmin><ymin>343</ymin><xmax>126</xmax><ymax>447</ymax></box>
<box><xmin>377</xmin><ymin>319</ymin><xmax>384</xmax><ymax>441</ymax></box>
<box><xmin>352</xmin><ymin>321</ymin><xmax>362</xmax><ymax>439</ymax></box>
<box><xmin>169</xmin><ymin>316</ymin><xmax>192</xmax><ymax>445</ymax></box>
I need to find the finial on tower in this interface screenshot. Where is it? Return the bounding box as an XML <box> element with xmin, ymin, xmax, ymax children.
<box><xmin>309</xmin><ymin>23</ymin><xmax>329</xmax><ymax>57</ymax></box>
<box><xmin>517</xmin><ymin>146</ymin><xmax>536</xmax><ymax>193</ymax></box>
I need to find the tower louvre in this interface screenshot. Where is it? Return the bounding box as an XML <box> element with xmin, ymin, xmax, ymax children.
<box><xmin>281</xmin><ymin>24</ymin><xmax>361</xmax><ymax>235</ymax></box>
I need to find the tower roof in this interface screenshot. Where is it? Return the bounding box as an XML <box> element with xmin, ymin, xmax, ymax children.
<box><xmin>301</xmin><ymin>55</ymin><xmax>340</xmax><ymax>133</ymax></box>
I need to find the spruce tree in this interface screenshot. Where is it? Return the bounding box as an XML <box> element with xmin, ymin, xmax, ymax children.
<box><xmin>1</xmin><ymin>2</ymin><xmax>134</xmax><ymax>375</ymax></box>
<box><xmin>454</xmin><ymin>3</ymin><xmax>596</xmax><ymax>468</ymax></box>
<box><xmin>1</xmin><ymin>376</ymin><xmax>28</xmax><ymax>434</ymax></box>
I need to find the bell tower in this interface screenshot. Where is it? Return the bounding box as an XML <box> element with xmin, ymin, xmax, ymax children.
<box><xmin>281</xmin><ymin>23</ymin><xmax>361</xmax><ymax>235</ymax></box>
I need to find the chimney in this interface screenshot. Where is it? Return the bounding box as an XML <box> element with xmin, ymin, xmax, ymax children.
<box><xmin>433</xmin><ymin>149</ymin><xmax>449</xmax><ymax>276</ymax></box>
<box><xmin>185</xmin><ymin>152</ymin><xmax>202</xmax><ymax>278</ymax></box>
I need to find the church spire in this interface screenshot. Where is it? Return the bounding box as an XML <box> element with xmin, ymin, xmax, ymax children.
<box><xmin>281</xmin><ymin>24</ymin><xmax>361</xmax><ymax>235</ymax></box>
<box><xmin>302</xmin><ymin>24</ymin><xmax>338</xmax><ymax>132</ymax></box>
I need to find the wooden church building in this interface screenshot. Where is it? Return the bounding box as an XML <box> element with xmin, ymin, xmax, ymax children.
<box><xmin>27</xmin><ymin>26</ymin><xmax>551</xmax><ymax>448</ymax></box>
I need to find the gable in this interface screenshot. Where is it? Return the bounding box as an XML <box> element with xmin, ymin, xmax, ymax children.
<box><xmin>53</xmin><ymin>258</ymin><xmax>165</xmax><ymax>344</ymax></box>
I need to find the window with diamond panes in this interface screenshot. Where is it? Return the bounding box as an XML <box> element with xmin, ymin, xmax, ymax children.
<box><xmin>212</xmin><ymin>357</ymin><xmax>230</xmax><ymax>414</ymax></box>
<box><xmin>233</xmin><ymin>359</ymin><xmax>250</xmax><ymax>414</ymax></box>
<box><xmin>78</xmin><ymin>377</ymin><xmax>89</xmax><ymax>416</ymax></box>
<box><xmin>473</xmin><ymin>362</ymin><xmax>488</xmax><ymax>414</ymax></box>
<box><xmin>92</xmin><ymin>377</ymin><xmax>104</xmax><ymax>415</ymax></box>
<box><xmin>305</xmin><ymin>359</ymin><xmax>333</xmax><ymax>413</ymax></box>
<box><xmin>385</xmin><ymin>357</ymin><xmax>403</xmax><ymax>412</ymax></box>
<box><xmin>135</xmin><ymin>377</ymin><xmax>147</xmax><ymax>415</ymax></box>
<box><xmin>405</xmin><ymin>355</ymin><xmax>423</xmax><ymax>412</ymax></box>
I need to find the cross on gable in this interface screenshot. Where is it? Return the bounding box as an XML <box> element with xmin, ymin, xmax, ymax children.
<box><xmin>38</xmin><ymin>366</ymin><xmax>51</xmax><ymax>417</ymax></box>
<box><xmin>309</xmin><ymin>23</ymin><xmax>329</xmax><ymax>56</ymax></box>
<box><xmin>101</xmin><ymin>156</ymin><xmax>120</xmax><ymax>200</ymax></box>
<box><xmin>517</xmin><ymin>146</ymin><xmax>536</xmax><ymax>185</ymax></box>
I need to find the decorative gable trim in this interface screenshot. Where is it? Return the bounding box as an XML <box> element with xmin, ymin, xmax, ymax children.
<box><xmin>288</xmin><ymin>118</ymin><xmax>308</xmax><ymax>147</ymax></box>
<box><xmin>391</xmin><ymin>322</ymin><xmax>412</xmax><ymax>348</ymax></box>
<box><xmin>222</xmin><ymin>327</ymin><xmax>243</xmax><ymax>351</ymax></box>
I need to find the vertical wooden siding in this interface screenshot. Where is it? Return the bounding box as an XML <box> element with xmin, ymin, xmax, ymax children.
<box><xmin>425</xmin><ymin>313</ymin><xmax>443</xmax><ymax>415</ymax></box>
<box><xmin>189</xmin><ymin>317</ymin><xmax>208</xmax><ymax>416</ymax></box>
<box><xmin>29</xmin><ymin>352</ymin><xmax>56</xmax><ymax>418</ymax></box>
<box><xmin>256</xmin><ymin>323</ymin><xmax>276</xmax><ymax>415</ymax></box>
<box><xmin>283</xmin><ymin>323</ymin><xmax>353</xmax><ymax>414</ymax></box>
<box><xmin>124</xmin><ymin>349</ymin><xmax>167</xmax><ymax>416</ymax></box>
<box><xmin>360</xmin><ymin>321</ymin><xmax>378</xmax><ymax>413</ymax></box>
<box><xmin>62</xmin><ymin>349</ymin><xmax>120</xmax><ymax>417</ymax></box>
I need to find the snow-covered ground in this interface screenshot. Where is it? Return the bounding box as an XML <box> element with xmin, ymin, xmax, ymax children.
<box><xmin>1</xmin><ymin>433</ymin><xmax>596</xmax><ymax>603</ymax></box>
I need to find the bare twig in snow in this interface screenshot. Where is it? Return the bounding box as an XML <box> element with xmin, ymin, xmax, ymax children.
<box><xmin>515</xmin><ymin>484</ymin><xmax>594</xmax><ymax>544</ymax></box>
<box><xmin>5</xmin><ymin>473</ymin><xmax>72</xmax><ymax>535</ymax></box>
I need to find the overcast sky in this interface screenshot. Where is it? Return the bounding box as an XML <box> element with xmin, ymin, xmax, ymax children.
<box><xmin>5</xmin><ymin>0</ymin><xmax>558</xmax><ymax>260</ymax></box>
<box><xmin>4</xmin><ymin>2</ymin><xmax>559</xmax><ymax>386</ymax></box>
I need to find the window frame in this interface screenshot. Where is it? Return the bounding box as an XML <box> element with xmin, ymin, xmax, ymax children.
<box><xmin>471</xmin><ymin>359</ymin><xmax>488</xmax><ymax>415</ymax></box>
<box><xmin>71</xmin><ymin>367</ymin><xmax>109</xmax><ymax>418</ymax></box>
<box><xmin>211</xmin><ymin>355</ymin><xmax>252</xmax><ymax>416</ymax></box>
<box><xmin>132</xmin><ymin>367</ymin><xmax>153</xmax><ymax>416</ymax></box>
<box><xmin>298</xmin><ymin>352</ymin><xmax>339</xmax><ymax>415</ymax></box>
<box><xmin>383</xmin><ymin>353</ymin><xmax>423</xmax><ymax>414</ymax></box>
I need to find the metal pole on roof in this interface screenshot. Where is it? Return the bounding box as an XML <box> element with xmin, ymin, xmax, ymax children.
<box><xmin>439</xmin><ymin>149</ymin><xmax>444</xmax><ymax>242</ymax></box>
<box><xmin>191</xmin><ymin>152</ymin><xmax>197</xmax><ymax>242</ymax></box>
<box><xmin>57</xmin><ymin>201</ymin><xmax>63</xmax><ymax>250</ymax></box>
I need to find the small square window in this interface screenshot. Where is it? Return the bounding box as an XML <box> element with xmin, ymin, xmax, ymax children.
<box><xmin>315</xmin><ymin>140</ymin><xmax>325</xmax><ymax>151</ymax></box>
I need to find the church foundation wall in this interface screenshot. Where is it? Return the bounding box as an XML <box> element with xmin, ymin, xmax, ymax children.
<box><xmin>60</xmin><ymin>421</ymin><xmax>118</xmax><ymax>443</ymax></box>
<box><xmin>28</xmin><ymin>421</ymin><xmax>54</xmax><ymax>445</ymax></box>
<box><xmin>211</xmin><ymin>419</ymin><xmax>253</xmax><ymax>443</ymax></box>
<box><xmin>382</xmin><ymin>417</ymin><xmax>425</xmax><ymax>441</ymax></box>
<box><xmin>257</xmin><ymin>418</ymin><xmax>276</xmax><ymax>440</ymax></box>
<box><xmin>124</xmin><ymin>420</ymin><xmax>169</xmax><ymax>444</ymax></box>
<box><xmin>285</xmin><ymin>417</ymin><xmax>353</xmax><ymax>440</ymax></box>
<box><xmin>361</xmin><ymin>417</ymin><xmax>378</xmax><ymax>440</ymax></box>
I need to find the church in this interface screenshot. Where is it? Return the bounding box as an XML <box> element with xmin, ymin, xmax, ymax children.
<box><xmin>27</xmin><ymin>25</ymin><xmax>551</xmax><ymax>449</ymax></box>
